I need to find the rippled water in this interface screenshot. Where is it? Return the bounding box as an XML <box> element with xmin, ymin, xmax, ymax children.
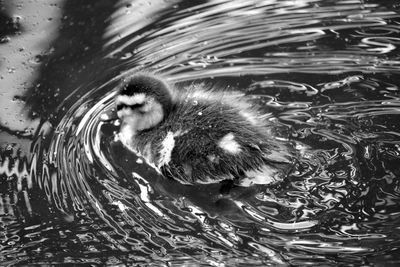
<box><xmin>1</xmin><ymin>0</ymin><xmax>400</xmax><ymax>265</ymax></box>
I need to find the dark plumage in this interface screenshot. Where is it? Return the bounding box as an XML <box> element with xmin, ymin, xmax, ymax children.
<box><xmin>115</xmin><ymin>73</ymin><xmax>294</xmax><ymax>186</ymax></box>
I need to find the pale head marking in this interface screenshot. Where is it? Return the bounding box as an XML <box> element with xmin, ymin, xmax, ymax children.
<box><xmin>218</xmin><ymin>133</ymin><xmax>241</xmax><ymax>154</ymax></box>
<box><xmin>116</xmin><ymin>93</ymin><xmax>147</xmax><ymax>106</ymax></box>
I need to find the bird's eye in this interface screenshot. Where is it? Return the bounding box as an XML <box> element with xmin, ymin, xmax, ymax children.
<box><xmin>117</xmin><ymin>104</ymin><xmax>128</xmax><ymax>110</ymax></box>
<box><xmin>116</xmin><ymin>103</ymin><xmax>145</xmax><ymax>110</ymax></box>
<box><xmin>131</xmin><ymin>103</ymin><xmax>145</xmax><ymax>109</ymax></box>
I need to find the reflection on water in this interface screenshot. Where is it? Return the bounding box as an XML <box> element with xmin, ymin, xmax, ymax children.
<box><xmin>1</xmin><ymin>0</ymin><xmax>400</xmax><ymax>265</ymax></box>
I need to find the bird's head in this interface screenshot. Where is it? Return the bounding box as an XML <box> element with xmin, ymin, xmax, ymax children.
<box><xmin>116</xmin><ymin>73</ymin><xmax>173</xmax><ymax>133</ymax></box>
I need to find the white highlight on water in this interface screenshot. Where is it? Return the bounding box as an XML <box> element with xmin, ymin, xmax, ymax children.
<box><xmin>241</xmin><ymin>165</ymin><xmax>279</xmax><ymax>186</ymax></box>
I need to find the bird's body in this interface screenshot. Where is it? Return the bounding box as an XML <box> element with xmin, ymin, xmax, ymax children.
<box><xmin>116</xmin><ymin>73</ymin><xmax>294</xmax><ymax>186</ymax></box>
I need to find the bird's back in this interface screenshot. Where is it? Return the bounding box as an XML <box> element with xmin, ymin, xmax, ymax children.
<box><xmin>133</xmin><ymin>87</ymin><xmax>293</xmax><ymax>185</ymax></box>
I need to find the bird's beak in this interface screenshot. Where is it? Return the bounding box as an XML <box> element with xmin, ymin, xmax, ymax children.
<box><xmin>100</xmin><ymin>108</ymin><xmax>119</xmax><ymax>122</ymax></box>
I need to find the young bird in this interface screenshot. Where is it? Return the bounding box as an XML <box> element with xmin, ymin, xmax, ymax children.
<box><xmin>115</xmin><ymin>73</ymin><xmax>294</xmax><ymax>186</ymax></box>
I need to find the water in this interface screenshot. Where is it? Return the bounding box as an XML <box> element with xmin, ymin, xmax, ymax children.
<box><xmin>1</xmin><ymin>0</ymin><xmax>400</xmax><ymax>265</ymax></box>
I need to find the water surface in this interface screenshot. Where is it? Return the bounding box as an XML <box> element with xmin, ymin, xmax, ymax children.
<box><xmin>1</xmin><ymin>0</ymin><xmax>400</xmax><ymax>265</ymax></box>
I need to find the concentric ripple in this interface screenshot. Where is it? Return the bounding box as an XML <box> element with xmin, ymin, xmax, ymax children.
<box><xmin>33</xmin><ymin>71</ymin><xmax>400</xmax><ymax>265</ymax></box>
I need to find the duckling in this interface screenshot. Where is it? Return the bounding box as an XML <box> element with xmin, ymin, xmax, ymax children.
<box><xmin>115</xmin><ymin>73</ymin><xmax>294</xmax><ymax>186</ymax></box>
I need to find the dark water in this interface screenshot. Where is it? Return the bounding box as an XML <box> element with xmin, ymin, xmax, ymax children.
<box><xmin>1</xmin><ymin>0</ymin><xmax>400</xmax><ymax>265</ymax></box>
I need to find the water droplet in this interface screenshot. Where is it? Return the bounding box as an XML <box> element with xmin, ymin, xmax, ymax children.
<box><xmin>192</xmin><ymin>100</ymin><xmax>198</xmax><ymax>106</ymax></box>
<box><xmin>12</xmin><ymin>95</ymin><xmax>25</xmax><ymax>103</ymax></box>
<box><xmin>0</xmin><ymin>36</ymin><xmax>11</xmax><ymax>43</ymax></box>
<box><xmin>23</xmin><ymin>127</ymin><xmax>34</xmax><ymax>136</ymax></box>
<box><xmin>29</xmin><ymin>54</ymin><xmax>47</xmax><ymax>64</ymax></box>
<box><xmin>7</xmin><ymin>67</ymin><xmax>16</xmax><ymax>74</ymax></box>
